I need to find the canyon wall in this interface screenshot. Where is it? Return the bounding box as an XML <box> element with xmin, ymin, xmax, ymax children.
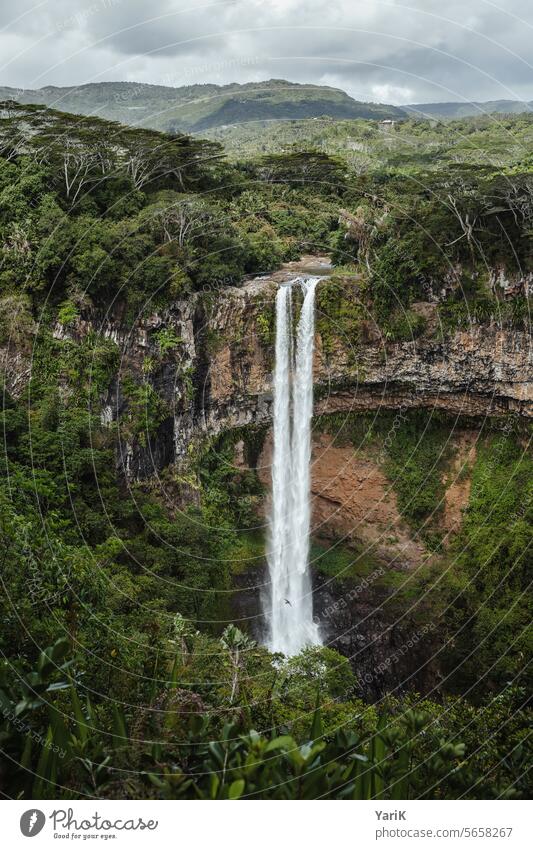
<box><xmin>39</xmin><ymin>266</ymin><xmax>530</xmax><ymax>481</ymax></box>
<box><xmin>28</xmin><ymin>263</ymin><xmax>527</xmax><ymax>569</ymax></box>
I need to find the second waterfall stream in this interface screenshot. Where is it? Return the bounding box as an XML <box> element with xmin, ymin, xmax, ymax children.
<box><xmin>265</xmin><ymin>277</ymin><xmax>321</xmax><ymax>655</ymax></box>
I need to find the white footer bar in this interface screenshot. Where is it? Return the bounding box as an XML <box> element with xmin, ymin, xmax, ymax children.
<box><xmin>4</xmin><ymin>799</ymin><xmax>529</xmax><ymax>848</ymax></box>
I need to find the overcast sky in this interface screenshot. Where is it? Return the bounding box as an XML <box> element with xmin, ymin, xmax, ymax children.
<box><xmin>1</xmin><ymin>0</ymin><xmax>532</xmax><ymax>104</ymax></box>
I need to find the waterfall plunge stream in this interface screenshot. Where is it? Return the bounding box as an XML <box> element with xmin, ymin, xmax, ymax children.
<box><xmin>265</xmin><ymin>277</ymin><xmax>321</xmax><ymax>656</ymax></box>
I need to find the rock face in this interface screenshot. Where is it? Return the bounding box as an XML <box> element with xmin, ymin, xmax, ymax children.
<box><xmin>8</xmin><ymin>263</ymin><xmax>523</xmax><ymax>484</ymax></box>
<box><xmin>2</xmin><ymin>260</ymin><xmax>531</xmax><ymax>480</ymax></box>
<box><xmin>4</xmin><ymin>261</ymin><xmax>528</xmax><ymax>550</ymax></box>
<box><xmin>91</xmin><ymin>270</ymin><xmax>531</xmax><ymax>481</ymax></box>
<box><xmin>441</xmin><ymin>431</ymin><xmax>477</xmax><ymax>537</ymax></box>
<box><xmin>231</xmin><ymin>560</ymin><xmax>440</xmax><ymax>701</ymax></box>
<box><xmin>312</xmin><ymin>571</ymin><xmax>441</xmax><ymax>701</ymax></box>
<box><xmin>258</xmin><ymin>431</ymin><xmax>427</xmax><ymax>568</ymax></box>
<box><xmin>309</xmin><ymin>435</ymin><xmax>427</xmax><ymax>566</ymax></box>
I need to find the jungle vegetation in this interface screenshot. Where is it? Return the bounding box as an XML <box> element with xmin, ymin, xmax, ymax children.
<box><xmin>0</xmin><ymin>100</ymin><xmax>531</xmax><ymax>799</ymax></box>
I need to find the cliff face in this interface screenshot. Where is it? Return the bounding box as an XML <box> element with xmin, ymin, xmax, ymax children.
<box><xmin>256</xmin><ymin>430</ymin><xmax>428</xmax><ymax>567</ymax></box>
<box><xmin>232</xmin><ymin>560</ymin><xmax>441</xmax><ymax>700</ymax></box>
<box><xmin>65</xmin><ymin>266</ymin><xmax>530</xmax><ymax>482</ymax></box>
<box><xmin>4</xmin><ymin>260</ymin><xmax>530</xmax><ymax>483</ymax></box>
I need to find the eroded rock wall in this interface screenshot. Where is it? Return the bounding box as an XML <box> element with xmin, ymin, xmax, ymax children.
<box><xmin>106</xmin><ymin>273</ymin><xmax>531</xmax><ymax>480</ymax></box>
<box><xmin>3</xmin><ymin>267</ymin><xmax>530</xmax><ymax>484</ymax></box>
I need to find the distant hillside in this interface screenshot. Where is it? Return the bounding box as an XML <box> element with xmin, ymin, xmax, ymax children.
<box><xmin>0</xmin><ymin>79</ymin><xmax>405</xmax><ymax>133</ymax></box>
<box><xmin>405</xmin><ymin>100</ymin><xmax>533</xmax><ymax>119</ymax></box>
<box><xmin>3</xmin><ymin>78</ymin><xmax>532</xmax><ymax>130</ymax></box>
<box><xmin>204</xmin><ymin>113</ymin><xmax>533</xmax><ymax>171</ymax></box>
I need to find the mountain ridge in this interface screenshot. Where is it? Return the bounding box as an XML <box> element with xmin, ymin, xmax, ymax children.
<box><xmin>0</xmin><ymin>79</ymin><xmax>405</xmax><ymax>133</ymax></box>
<box><xmin>2</xmin><ymin>79</ymin><xmax>532</xmax><ymax>133</ymax></box>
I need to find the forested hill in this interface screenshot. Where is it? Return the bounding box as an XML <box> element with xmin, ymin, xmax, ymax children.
<box><xmin>0</xmin><ymin>79</ymin><xmax>405</xmax><ymax>133</ymax></box>
<box><xmin>0</xmin><ymin>99</ymin><xmax>530</xmax><ymax>319</ymax></box>
<box><xmin>205</xmin><ymin>112</ymin><xmax>533</xmax><ymax>170</ymax></box>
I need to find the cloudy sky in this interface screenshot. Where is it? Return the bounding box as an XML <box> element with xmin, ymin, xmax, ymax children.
<box><xmin>1</xmin><ymin>0</ymin><xmax>532</xmax><ymax>104</ymax></box>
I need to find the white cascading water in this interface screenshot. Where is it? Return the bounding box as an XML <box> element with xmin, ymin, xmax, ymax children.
<box><xmin>266</xmin><ymin>277</ymin><xmax>321</xmax><ymax>655</ymax></box>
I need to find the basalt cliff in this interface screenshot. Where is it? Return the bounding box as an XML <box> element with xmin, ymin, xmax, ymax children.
<box><xmin>4</xmin><ymin>258</ymin><xmax>530</xmax><ymax>546</ymax></box>
<box><xmin>49</xmin><ymin>261</ymin><xmax>530</xmax><ymax>459</ymax></box>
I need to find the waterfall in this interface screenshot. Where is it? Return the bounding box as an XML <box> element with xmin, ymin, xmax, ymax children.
<box><xmin>265</xmin><ymin>277</ymin><xmax>321</xmax><ymax>656</ymax></box>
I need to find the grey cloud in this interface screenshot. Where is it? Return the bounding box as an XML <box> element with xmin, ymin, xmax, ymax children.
<box><xmin>0</xmin><ymin>0</ymin><xmax>531</xmax><ymax>104</ymax></box>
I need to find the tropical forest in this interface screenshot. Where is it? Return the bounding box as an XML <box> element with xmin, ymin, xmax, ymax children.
<box><xmin>0</xmin><ymin>79</ymin><xmax>531</xmax><ymax>805</ymax></box>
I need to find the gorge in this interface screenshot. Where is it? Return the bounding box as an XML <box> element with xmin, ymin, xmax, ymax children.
<box><xmin>5</xmin><ymin>258</ymin><xmax>528</xmax><ymax>695</ymax></box>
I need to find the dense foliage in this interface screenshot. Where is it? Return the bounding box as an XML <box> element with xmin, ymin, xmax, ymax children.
<box><xmin>0</xmin><ymin>103</ymin><xmax>531</xmax><ymax>800</ymax></box>
<box><xmin>0</xmin><ymin>102</ymin><xmax>343</xmax><ymax>322</ymax></box>
<box><xmin>2</xmin><ymin>636</ymin><xmax>530</xmax><ymax>799</ymax></box>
